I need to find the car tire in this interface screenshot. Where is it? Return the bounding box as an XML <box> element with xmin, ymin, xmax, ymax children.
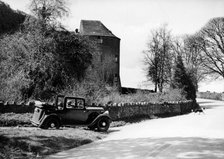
<box><xmin>45</xmin><ymin>118</ymin><xmax>60</xmax><ymax>129</ymax></box>
<box><xmin>97</xmin><ymin>117</ymin><xmax>110</xmax><ymax>132</ymax></box>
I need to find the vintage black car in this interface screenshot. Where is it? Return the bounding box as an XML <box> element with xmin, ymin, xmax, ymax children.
<box><xmin>31</xmin><ymin>95</ymin><xmax>111</xmax><ymax>131</ymax></box>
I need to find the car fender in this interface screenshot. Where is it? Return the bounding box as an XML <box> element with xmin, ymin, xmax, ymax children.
<box><xmin>88</xmin><ymin>111</ymin><xmax>111</xmax><ymax>127</ymax></box>
<box><xmin>39</xmin><ymin>114</ymin><xmax>61</xmax><ymax>127</ymax></box>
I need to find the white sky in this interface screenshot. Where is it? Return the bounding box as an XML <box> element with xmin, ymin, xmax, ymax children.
<box><xmin>3</xmin><ymin>0</ymin><xmax>224</xmax><ymax>92</ymax></box>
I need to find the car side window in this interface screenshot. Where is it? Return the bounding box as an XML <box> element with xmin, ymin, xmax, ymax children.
<box><xmin>66</xmin><ymin>100</ymin><xmax>76</xmax><ymax>109</ymax></box>
<box><xmin>76</xmin><ymin>99</ymin><xmax>84</xmax><ymax>109</ymax></box>
<box><xmin>66</xmin><ymin>99</ymin><xmax>85</xmax><ymax>109</ymax></box>
<box><xmin>58</xmin><ymin>102</ymin><xmax>63</xmax><ymax>110</ymax></box>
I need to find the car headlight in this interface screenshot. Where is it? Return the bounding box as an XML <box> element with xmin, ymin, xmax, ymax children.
<box><xmin>104</xmin><ymin>110</ymin><xmax>109</xmax><ymax>115</ymax></box>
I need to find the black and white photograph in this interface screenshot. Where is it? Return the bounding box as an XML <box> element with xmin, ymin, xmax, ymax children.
<box><xmin>0</xmin><ymin>0</ymin><xmax>224</xmax><ymax>158</ymax></box>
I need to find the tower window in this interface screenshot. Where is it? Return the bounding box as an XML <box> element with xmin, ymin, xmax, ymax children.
<box><xmin>97</xmin><ymin>36</ymin><xmax>103</xmax><ymax>43</ymax></box>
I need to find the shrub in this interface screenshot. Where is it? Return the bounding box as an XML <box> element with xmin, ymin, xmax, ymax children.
<box><xmin>0</xmin><ymin>28</ymin><xmax>95</xmax><ymax>101</ymax></box>
<box><xmin>61</xmin><ymin>79</ymin><xmax>115</xmax><ymax>105</ymax></box>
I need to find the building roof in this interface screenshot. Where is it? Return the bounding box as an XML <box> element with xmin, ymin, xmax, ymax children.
<box><xmin>80</xmin><ymin>20</ymin><xmax>119</xmax><ymax>38</ymax></box>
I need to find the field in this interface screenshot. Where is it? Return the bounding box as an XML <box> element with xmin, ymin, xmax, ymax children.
<box><xmin>197</xmin><ymin>92</ymin><xmax>224</xmax><ymax>101</ymax></box>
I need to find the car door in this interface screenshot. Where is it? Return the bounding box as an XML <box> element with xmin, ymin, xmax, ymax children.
<box><xmin>61</xmin><ymin>98</ymin><xmax>89</xmax><ymax>125</ymax></box>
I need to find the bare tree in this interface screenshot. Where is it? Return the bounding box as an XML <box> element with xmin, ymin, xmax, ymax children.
<box><xmin>29</xmin><ymin>0</ymin><xmax>69</xmax><ymax>30</ymax></box>
<box><xmin>171</xmin><ymin>36</ymin><xmax>205</xmax><ymax>91</ymax></box>
<box><xmin>143</xmin><ymin>25</ymin><xmax>173</xmax><ymax>92</ymax></box>
<box><xmin>196</xmin><ymin>17</ymin><xmax>224</xmax><ymax>78</ymax></box>
<box><xmin>182</xmin><ymin>35</ymin><xmax>205</xmax><ymax>90</ymax></box>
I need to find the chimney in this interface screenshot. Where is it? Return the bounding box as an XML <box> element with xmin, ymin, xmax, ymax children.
<box><xmin>75</xmin><ymin>28</ymin><xmax>79</xmax><ymax>33</ymax></box>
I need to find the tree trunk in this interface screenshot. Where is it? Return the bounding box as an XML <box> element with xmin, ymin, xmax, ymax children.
<box><xmin>158</xmin><ymin>82</ymin><xmax>163</xmax><ymax>92</ymax></box>
<box><xmin>154</xmin><ymin>82</ymin><xmax>157</xmax><ymax>92</ymax></box>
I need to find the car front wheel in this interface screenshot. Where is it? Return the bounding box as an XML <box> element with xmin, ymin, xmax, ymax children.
<box><xmin>45</xmin><ymin>118</ymin><xmax>60</xmax><ymax>129</ymax></box>
<box><xmin>97</xmin><ymin>117</ymin><xmax>110</xmax><ymax>132</ymax></box>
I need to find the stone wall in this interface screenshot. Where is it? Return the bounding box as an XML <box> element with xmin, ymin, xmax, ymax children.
<box><xmin>106</xmin><ymin>101</ymin><xmax>194</xmax><ymax>120</ymax></box>
<box><xmin>0</xmin><ymin>101</ymin><xmax>35</xmax><ymax>114</ymax></box>
<box><xmin>219</xmin><ymin>93</ymin><xmax>224</xmax><ymax>101</ymax></box>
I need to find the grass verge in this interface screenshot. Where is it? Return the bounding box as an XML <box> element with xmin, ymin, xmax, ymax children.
<box><xmin>0</xmin><ymin>113</ymin><xmax>109</xmax><ymax>158</ymax></box>
<box><xmin>0</xmin><ymin>113</ymin><xmax>32</xmax><ymax>127</ymax></box>
<box><xmin>0</xmin><ymin>127</ymin><xmax>107</xmax><ymax>159</ymax></box>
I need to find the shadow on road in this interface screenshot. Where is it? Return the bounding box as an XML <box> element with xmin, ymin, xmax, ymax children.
<box><xmin>202</xmin><ymin>105</ymin><xmax>224</xmax><ymax>109</ymax></box>
<box><xmin>197</xmin><ymin>99</ymin><xmax>224</xmax><ymax>110</ymax></box>
<box><xmin>197</xmin><ymin>101</ymin><xmax>213</xmax><ymax>104</ymax></box>
<box><xmin>49</xmin><ymin>137</ymin><xmax>224</xmax><ymax>159</ymax></box>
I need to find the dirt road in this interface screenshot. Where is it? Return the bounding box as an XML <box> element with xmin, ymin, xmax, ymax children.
<box><xmin>48</xmin><ymin>99</ymin><xmax>224</xmax><ymax>159</ymax></box>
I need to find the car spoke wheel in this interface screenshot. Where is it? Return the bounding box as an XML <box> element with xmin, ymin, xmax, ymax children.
<box><xmin>97</xmin><ymin>118</ymin><xmax>110</xmax><ymax>132</ymax></box>
<box><xmin>46</xmin><ymin>118</ymin><xmax>60</xmax><ymax>129</ymax></box>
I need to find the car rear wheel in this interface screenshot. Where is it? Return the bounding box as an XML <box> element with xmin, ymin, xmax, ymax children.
<box><xmin>97</xmin><ymin>117</ymin><xmax>110</xmax><ymax>132</ymax></box>
<box><xmin>45</xmin><ymin>118</ymin><xmax>60</xmax><ymax>129</ymax></box>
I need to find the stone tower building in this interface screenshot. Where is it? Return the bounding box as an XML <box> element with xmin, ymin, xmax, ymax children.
<box><xmin>79</xmin><ymin>20</ymin><xmax>121</xmax><ymax>88</ymax></box>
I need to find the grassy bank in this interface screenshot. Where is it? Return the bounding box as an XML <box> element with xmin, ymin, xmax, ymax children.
<box><xmin>0</xmin><ymin>127</ymin><xmax>107</xmax><ymax>159</ymax></box>
<box><xmin>0</xmin><ymin>113</ymin><xmax>32</xmax><ymax>127</ymax></box>
<box><xmin>0</xmin><ymin>112</ymin><xmax>106</xmax><ymax>158</ymax></box>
